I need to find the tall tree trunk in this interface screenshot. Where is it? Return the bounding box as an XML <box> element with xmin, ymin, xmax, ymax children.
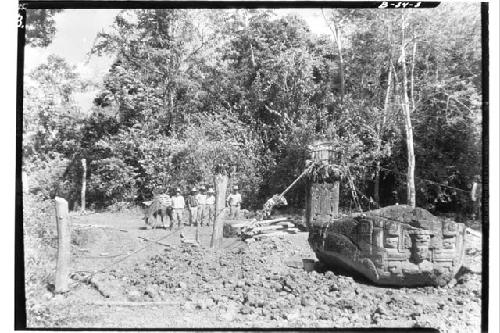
<box><xmin>410</xmin><ymin>41</ymin><xmax>417</xmax><ymax>111</ymax></box>
<box><xmin>250</xmin><ymin>43</ymin><xmax>256</xmax><ymax>67</ymax></box>
<box><xmin>80</xmin><ymin>159</ymin><xmax>87</xmax><ymax>213</ymax></box>
<box><xmin>374</xmin><ymin>161</ymin><xmax>381</xmax><ymax>206</ymax></box>
<box><xmin>163</xmin><ymin>87</ymin><xmax>174</xmax><ymax>133</ymax></box>
<box><xmin>338</xmin><ymin>51</ymin><xmax>345</xmax><ymax>102</ymax></box>
<box><xmin>210</xmin><ymin>173</ymin><xmax>228</xmax><ymax>248</ymax></box>
<box><xmin>322</xmin><ymin>10</ymin><xmax>345</xmax><ymax>103</ymax></box>
<box><xmin>400</xmin><ymin>14</ymin><xmax>416</xmax><ymax>208</ymax></box>
<box><xmin>374</xmin><ymin>63</ymin><xmax>393</xmax><ymax>205</ymax></box>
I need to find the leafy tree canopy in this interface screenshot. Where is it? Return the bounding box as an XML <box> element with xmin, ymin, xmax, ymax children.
<box><xmin>24</xmin><ymin>5</ymin><xmax>483</xmax><ymax>215</ymax></box>
<box><xmin>25</xmin><ymin>9</ymin><xmax>63</xmax><ymax>47</ymax></box>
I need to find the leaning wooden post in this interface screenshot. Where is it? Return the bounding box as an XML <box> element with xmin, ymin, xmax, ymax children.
<box><xmin>210</xmin><ymin>172</ymin><xmax>228</xmax><ymax>248</ymax></box>
<box><xmin>55</xmin><ymin>197</ymin><xmax>71</xmax><ymax>293</ymax></box>
<box><xmin>80</xmin><ymin>159</ymin><xmax>87</xmax><ymax>213</ymax></box>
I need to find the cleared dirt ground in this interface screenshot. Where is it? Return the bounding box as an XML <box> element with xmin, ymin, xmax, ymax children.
<box><xmin>27</xmin><ymin>210</ymin><xmax>483</xmax><ymax>331</ymax></box>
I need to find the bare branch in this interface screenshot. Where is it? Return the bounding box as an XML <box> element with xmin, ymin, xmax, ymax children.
<box><xmin>321</xmin><ymin>9</ymin><xmax>339</xmax><ymax>45</ymax></box>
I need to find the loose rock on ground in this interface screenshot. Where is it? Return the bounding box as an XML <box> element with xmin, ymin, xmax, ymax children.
<box><xmin>29</xmin><ymin>212</ymin><xmax>482</xmax><ymax>331</ymax></box>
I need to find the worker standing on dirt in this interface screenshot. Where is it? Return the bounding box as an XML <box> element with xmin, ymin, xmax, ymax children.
<box><xmin>171</xmin><ymin>188</ymin><xmax>185</xmax><ymax>228</ymax></box>
<box><xmin>226</xmin><ymin>185</ymin><xmax>242</xmax><ymax>219</ymax></box>
<box><xmin>187</xmin><ymin>187</ymin><xmax>199</xmax><ymax>226</ymax></box>
<box><xmin>197</xmin><ymin>186</ymin><xmax>207</xmax><ymax>226</ymax></box>
<box><xmin>206</xmin><ymin>187</ymin><xmax>216</xmax><ymax>226</ymax></box>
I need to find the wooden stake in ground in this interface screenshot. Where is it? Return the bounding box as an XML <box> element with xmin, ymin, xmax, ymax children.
<box><xmin>210</xmin><ymin>173</ymin><xmax>228</xmax><ymax>248</ymax></box>
<box><xmin>55</xmin><ymin>197</ymin><xmax>71</xmax><ymax>293</ymax></box>
<box><xmin>195</xmin><ymin>223</ymin><xmax>200</xmax><ymax>243</ymax></box>
<box><xmin>22</xmin><ymin>171</ymin><xmax>29</xmax><ymax>193</ymax></box>
<box><xmin>332</xmin><ymin>180</ymin><xmax>340</xmax><ymax>217</ymax></box>
<box><xmin>81</xmin><ymin>158</ymin><xmax>87</xmax><ymax>213</ymax></box>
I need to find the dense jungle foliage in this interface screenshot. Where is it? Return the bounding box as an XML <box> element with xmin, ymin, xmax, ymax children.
<box><xmin>23</xmin><ymin>5</ymin><xmax>483</xmax><ymax>216</ymax></box>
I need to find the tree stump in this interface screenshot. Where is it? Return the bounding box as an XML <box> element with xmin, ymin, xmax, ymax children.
<box><xmin>54</xmin><ymin>197</ymin><xmax>71</xmax><ymax>293</ymax></box>
<box><xmin>210</xmin><ymin>173</ymin><xmax>228</xmax><ymax>248</ymax></box>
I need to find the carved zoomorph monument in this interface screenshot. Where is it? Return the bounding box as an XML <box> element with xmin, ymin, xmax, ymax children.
<box><xmin>305</xmin><ymin>141</ymin><xmax>467</xmax><ymax>286</ymax></box>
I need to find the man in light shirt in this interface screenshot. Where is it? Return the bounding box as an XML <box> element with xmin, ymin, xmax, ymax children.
<box><xmin>226</xmin><ymin>185</ymin><xmax>242</xmax><ymax>219</ymax></box>
<box><xmin>196</xmin><ymin>186</ymin><xmax>208</xmax><ymax>226</ymax></box>
<box><xmin>206</xmin><ymin>187</ymin><xmax>216</xmax><ymax>226</ymax></box>
<box><xmin>171</xmin><ymin>188</ymin><xmax>185</xmax><ymax>228</ymax></box>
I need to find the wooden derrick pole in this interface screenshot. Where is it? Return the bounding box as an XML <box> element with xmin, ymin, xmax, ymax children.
<box><xmin>55</xmin><ymin>197</ymin><xmax>71</xmax><ymax>293</ymax></box>
<box><xmin>210</xmin><ymin>173</ymin><xmax>228</xmax><ymax>248</ymax></box>
<box><xmin>81</xmin><ymin>159</ymin><xmax>87</xmax><ymax>213</ymax></box>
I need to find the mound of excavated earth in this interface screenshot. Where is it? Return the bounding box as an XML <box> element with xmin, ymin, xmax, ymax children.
<box><xmin>80</xmin><ymin>232</ymin><xmax>481</xmax><ymax>331</ymax></box>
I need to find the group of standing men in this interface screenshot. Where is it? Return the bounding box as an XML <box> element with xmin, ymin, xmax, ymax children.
<box><xmin>148</xmin><ymin>185</ymin><xmax>243</xmax><ymax>229</ymax></box>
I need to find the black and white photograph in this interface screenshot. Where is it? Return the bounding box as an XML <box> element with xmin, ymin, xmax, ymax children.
<box><xmin>15</xmin><ymin>1</ymin><xmax>494</xmax><ymax>331</ymax></box>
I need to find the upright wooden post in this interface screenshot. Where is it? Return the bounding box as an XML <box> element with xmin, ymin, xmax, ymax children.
<box><xmin>81</xmin><ymin>159</ymin><xmax>87</xmax><ymax>213</ymax></box>
<box><xmin>210</xmin><ymin>173</ymin><xmax>228</xmax><ymax>248</ymax></box>
<box><xmin>55</xmin><ymin>197</ymin><xmax>71</xmax><ymax>293</ymax></box>
<box><xmin>22</xmin><ymin>171</ymin><xmax>29</xmax><ymax>193</ymax></box>
<box><xmin>332</xmin><ymin>180</ymin><xmax>340</xmax><ymax>218</ymax></box>
<box><xmin>195</xmin><ymin>224</ymin><xmax>200</xmax><ymax>244</ymax></box>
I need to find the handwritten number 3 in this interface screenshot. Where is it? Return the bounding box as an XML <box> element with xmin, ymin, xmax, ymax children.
<box><xmin>18</xmin><ymin>14</ymin><xmax>24</xmax><ymax>28</ymax></box>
